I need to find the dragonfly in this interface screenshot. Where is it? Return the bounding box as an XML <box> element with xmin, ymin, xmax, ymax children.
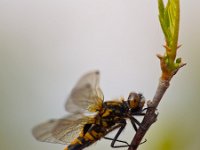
<box><xmin>32</xmin><ymin>71</ymin><xmax>146</xmax><ymax>150</ymax></box>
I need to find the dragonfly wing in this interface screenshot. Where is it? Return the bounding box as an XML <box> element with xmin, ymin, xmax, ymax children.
<box><xmin>65</xmin><ymin>71</ymin><xmax>104</xmax><ymax>113</ymax></box>
<box><xmin>32</xmin><ymin>119</ymin><xmax>67</xmax><ymax>145</ymax></box>
<box><xmin>32</xmin><ymin>114</ymin><xmax>95</xmax><ymax>145</ymax></box>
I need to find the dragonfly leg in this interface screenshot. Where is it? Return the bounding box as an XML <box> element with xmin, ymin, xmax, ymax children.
<box><xmin>129</xmin><ymin>116</ymin><xmax>142</xmax><ymax>131</ymax></box>
<box><xmin>104</xmin><ymin>136</ymin><xmax>129</xmax><ymax>146</ymax></box>
<box><xmin>104</xmin><ymin>119</ymin><xmax>130</xmax><ymax>148</ymax></box>
<box><xmin>129</xmin><ymin>116</ymin><xmax>148</xmax><ymax>145</ymax></box>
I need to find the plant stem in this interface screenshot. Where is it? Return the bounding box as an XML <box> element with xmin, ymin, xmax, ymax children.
<box><xmin>128</xmin><ymin>0</ymin><xmax>185</xmax><ymax>149</ymax></box>
<box><xmin>128</xmin><ymin>79</ymin><xmax>169</xmax><ymax>150</ymax></box>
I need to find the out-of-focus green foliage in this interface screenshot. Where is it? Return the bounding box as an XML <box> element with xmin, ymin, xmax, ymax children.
<box><xmin>152</xmin><ymin>126</ymin><xmax>187</xmax><ymax>150</ymax></box>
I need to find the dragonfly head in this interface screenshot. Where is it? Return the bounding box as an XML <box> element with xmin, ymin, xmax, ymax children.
<box><xmin>127</xmin><ymin>92</ymin><xmax>145</xmax><ymax>113</ymax></box>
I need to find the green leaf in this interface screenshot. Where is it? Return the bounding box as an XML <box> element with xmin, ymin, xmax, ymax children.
<box><xmin>158</xmin><ymin>0</ymin><xmax>180</xmax><ymax>68</ymax></box>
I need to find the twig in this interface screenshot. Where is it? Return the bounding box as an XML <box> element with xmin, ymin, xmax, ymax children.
<box><xmin>128</xmin><ymin>0</ymin><xmax>185</xmax><ymax>149</ymax></box>
<box><xmin>128</xmin><ymin>62</ymin><xmax>186</xmax><ymax>150</ymax></box>
<box><xmin>128</xmin><ymin>78</ymin><xmax>169</xmax><ymax>150</ymax></box>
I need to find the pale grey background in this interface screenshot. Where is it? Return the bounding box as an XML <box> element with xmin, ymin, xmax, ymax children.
<box><xmin>0</xmin><ymin>0</ymin><xmax>199</xmax><ymax>150</ymax></box>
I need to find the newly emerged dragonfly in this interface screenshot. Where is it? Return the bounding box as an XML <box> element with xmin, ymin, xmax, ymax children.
<box><xmin>32</xmin><ymin>71</ymin><xmax>146</xmax><ymax>150</ymax></box>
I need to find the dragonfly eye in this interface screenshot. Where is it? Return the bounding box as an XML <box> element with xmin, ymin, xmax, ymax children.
<box><xmin>127</xmin><ymin>92</ymin><xmax>145</xmax><ymax>110</ymax></box>
<box><xmin>127</xmin><ymin>92</ymin><xmax>139</xmax><ymax>109</ymax></box>
<box><xmin>138</xmin><ymin>93</ymin><xmax>145</xmax><ymax>108</ymax></box>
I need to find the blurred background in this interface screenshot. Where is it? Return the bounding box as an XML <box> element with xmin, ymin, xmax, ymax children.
<box><xmin>0</xmin><ymin>0</ymin><xmax>199</xmax><ymax>150</ymax></box>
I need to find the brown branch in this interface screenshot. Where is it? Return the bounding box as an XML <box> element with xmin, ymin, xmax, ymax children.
<box><xmin>128</xmin><ymin>78</ymin><xmax>169</xmax><ymax>150</ymax></box>
<box><xmin>128</xmin><ymin>61</ymin><xmax>186</xmax><ymax>150</ymax></box>
<box><xmin>127</xmin><ymin>1</ymin><xmax>186</xmax><ymax>149</ymax></box>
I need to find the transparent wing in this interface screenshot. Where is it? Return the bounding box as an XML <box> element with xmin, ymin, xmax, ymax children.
<box><xmin>65</xmin><ymin>71</ymin><xmax>104</xmax><ymax>113</ymax></box>
<box><xmin>32</xmin><ymin>114</ymin><xmax>95</xmax><ymax>145</ymax></box>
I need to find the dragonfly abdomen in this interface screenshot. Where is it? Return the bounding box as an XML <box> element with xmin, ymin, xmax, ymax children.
<box><xmin>65</xmin><ymin>124</ymin><xmax>106</xmax><ymax>150</ymax></box>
